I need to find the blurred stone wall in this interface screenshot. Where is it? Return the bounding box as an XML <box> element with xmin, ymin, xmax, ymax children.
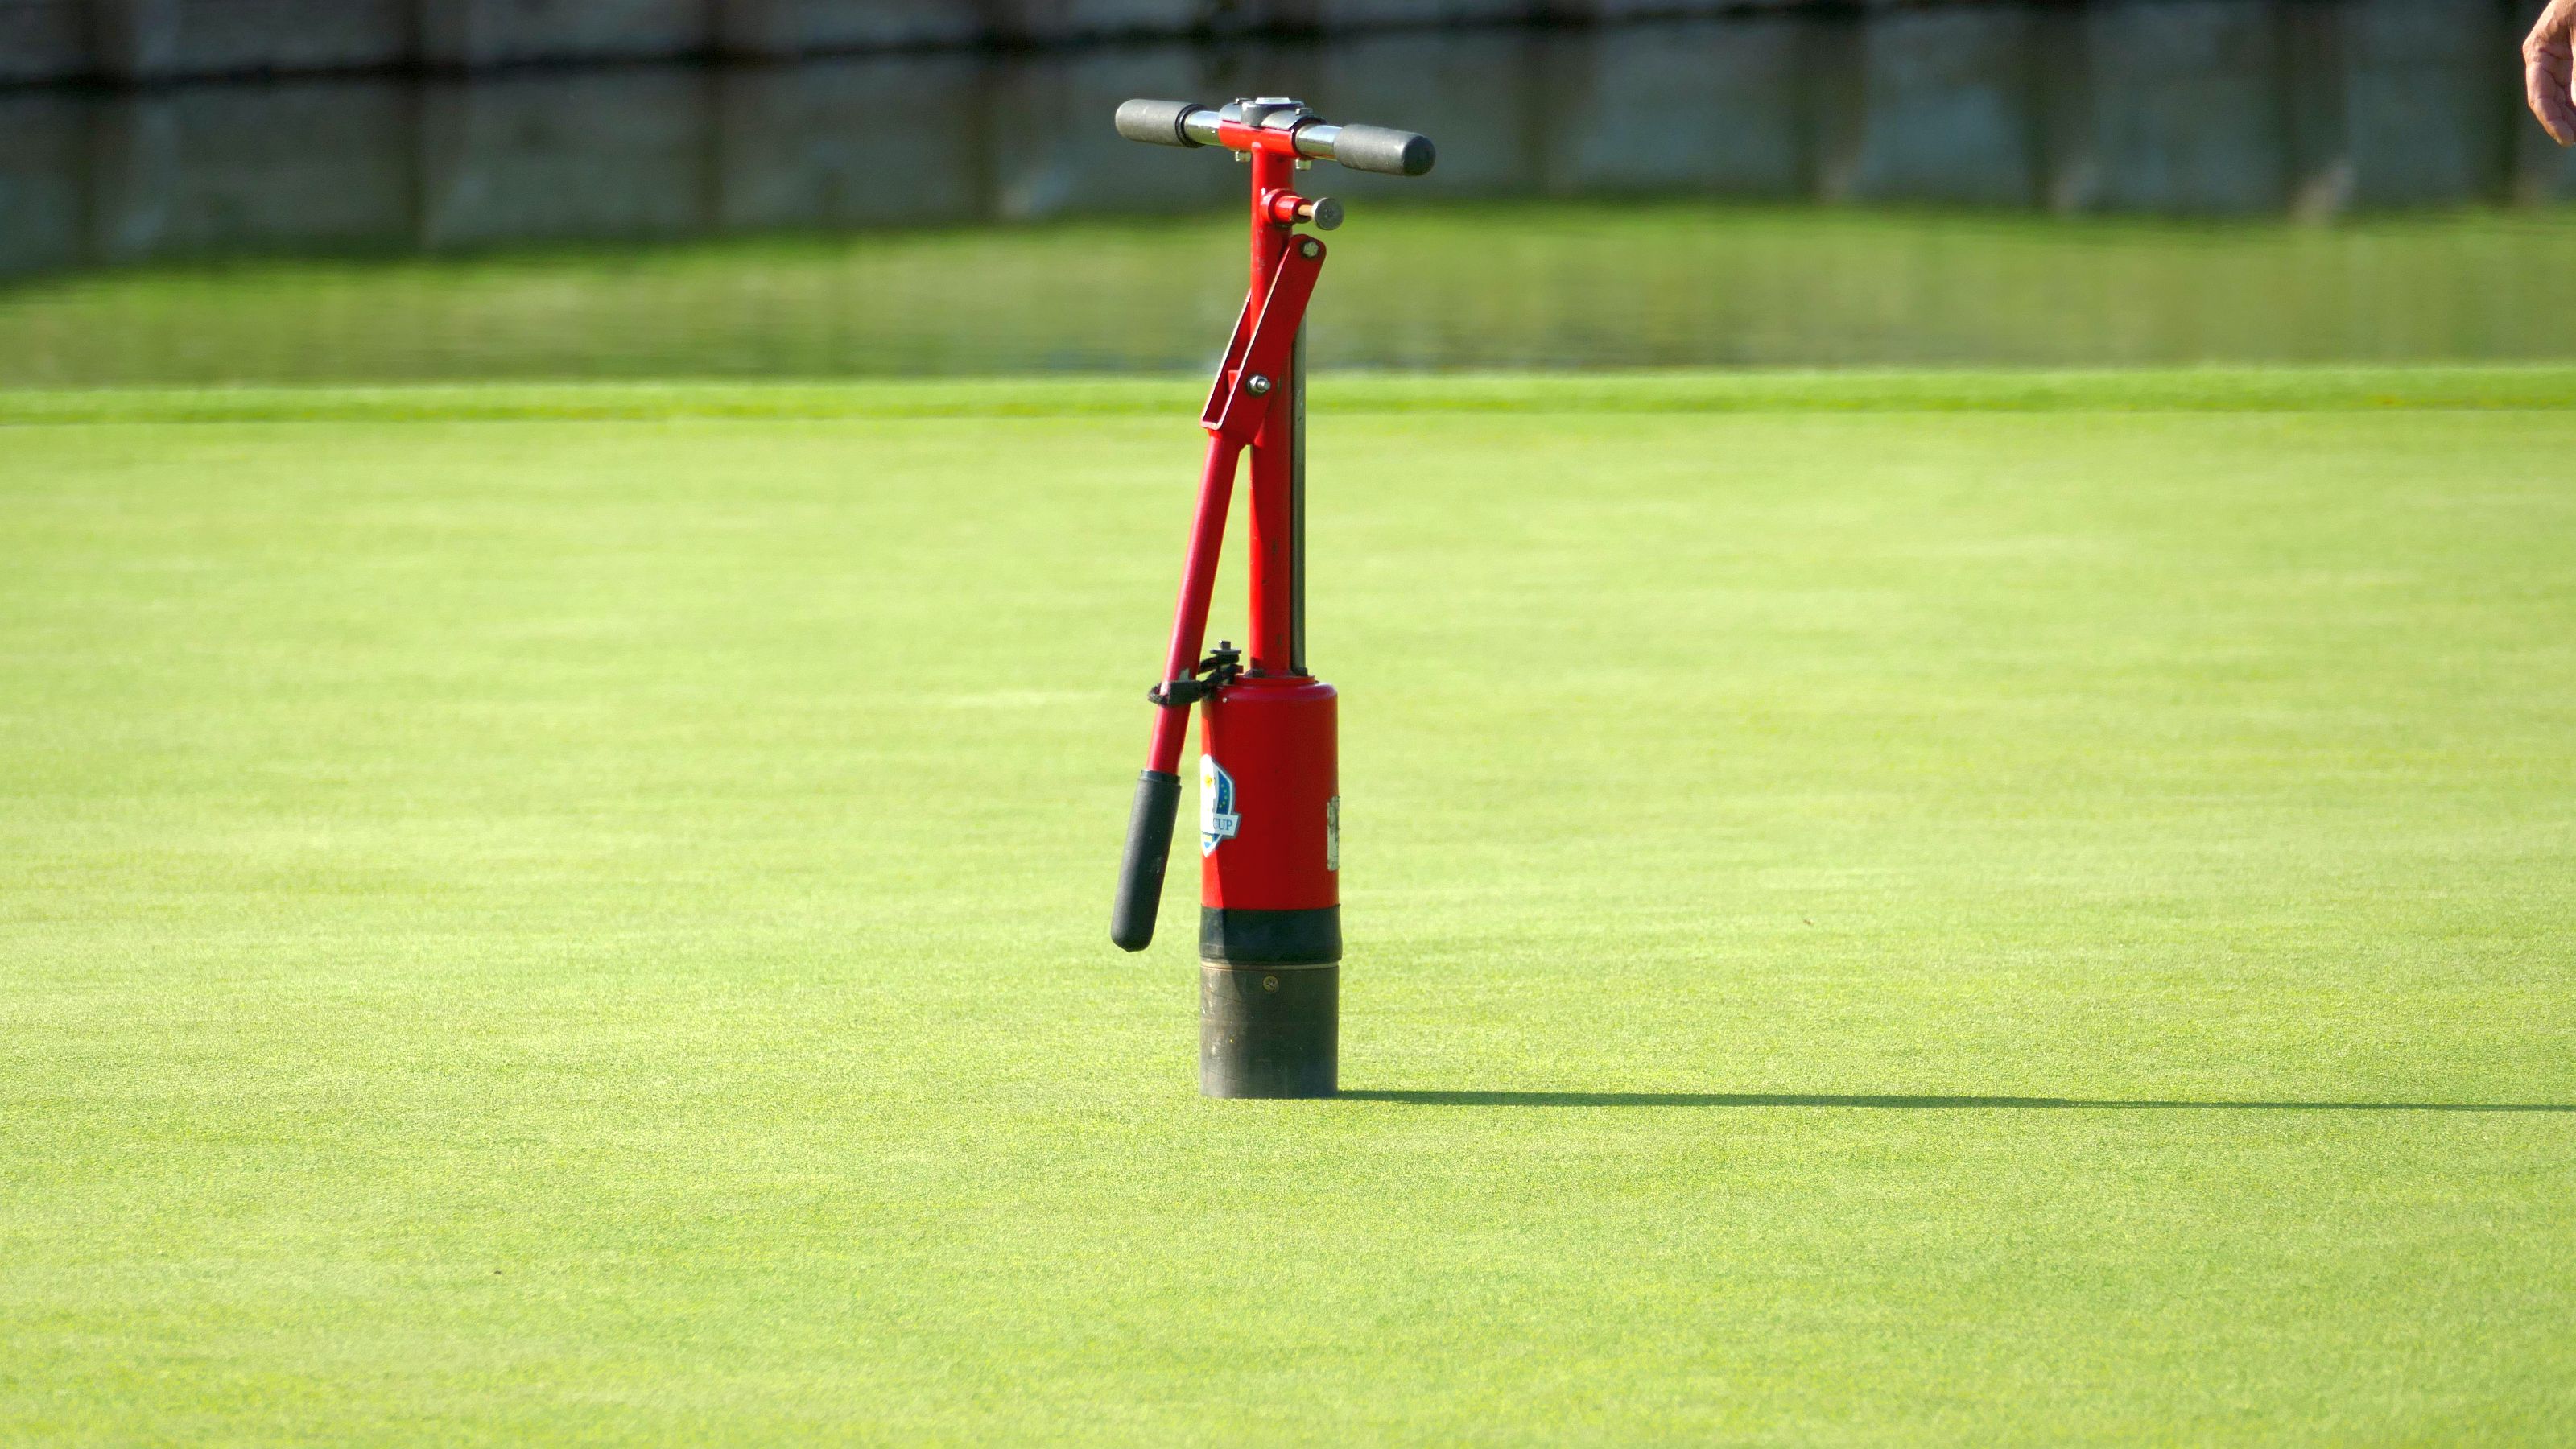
<box><xmin>2</xmin><ymin>0</ymin><xmax>1840</xmax><ymax>81</ymax></box>
<box><xmin>0</xmin><ymin>0</ymin><xmax>2553</xmax><ymax>285</ymax></box>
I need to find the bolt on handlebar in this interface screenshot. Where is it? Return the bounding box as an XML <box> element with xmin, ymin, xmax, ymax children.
<box><xmin>1114</xmin><ymin>97</ymin><xmax>1438</xmax><ymax>178</ymax></box>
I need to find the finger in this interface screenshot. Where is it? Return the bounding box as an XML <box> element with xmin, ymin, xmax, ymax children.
<box><xmin>2566</xmin><ymin>44</ymin><xmax>2576</xmax><ymax>148</ymax></box>
<box><xmin>2529</xmin><ymin>4</ymin><xmax>2576</xmax><ymax>144</ymax></box>
<box><xmin>2551</xmin><ymin>71</ymin><xmax>2576</xmax><ymax>147</ymax></box>
<box><xmin>2533</xmin><ymin>60</ymin><xmax>2576</xmax><ymax>144</ymax></box>
<box><xmin>2531</xmin><ymin>43</ymin><xmax>2576</xmax><ymax>144</ymax></box>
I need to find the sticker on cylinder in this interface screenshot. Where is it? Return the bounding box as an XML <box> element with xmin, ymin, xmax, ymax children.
<box><xmin>1326</xmin><ymin>795</ymin><xmax>1340</xmax><ymax>872</ymax></box>
<box><xmin>1199</xmin><ymin>755</ymin><xmax>1239</xmax><ymax>857</ymax></box>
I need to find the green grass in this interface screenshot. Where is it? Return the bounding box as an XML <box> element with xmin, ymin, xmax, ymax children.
<box><xmin>10</xmin><ymin>203</ymin><xmax>2576</xmax><ymax>384</ymax></box>
<box><xmin>4</xmin><ymin>367</ymin><xmax>2574</xmax><ymax>1443</ymax></box>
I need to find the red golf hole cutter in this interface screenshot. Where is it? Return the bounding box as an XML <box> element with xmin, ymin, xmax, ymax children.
<box><xmin>1106</xmin><ymin>97</ymin><xmax>1436</xmax><ymax>1099</ymax></box>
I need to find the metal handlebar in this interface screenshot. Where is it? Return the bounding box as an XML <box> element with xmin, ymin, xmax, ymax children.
<box><xmin>1114</xmin><ymin>97</ymin><xmax>1438</xmax><ymax>178</ymax></box>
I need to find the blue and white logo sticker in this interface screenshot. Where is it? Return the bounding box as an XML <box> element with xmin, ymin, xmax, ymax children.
<box><xmin>1199</xmin><ymin>754</ymin><xmax>1240</xmax><ymax>857</ymax></box>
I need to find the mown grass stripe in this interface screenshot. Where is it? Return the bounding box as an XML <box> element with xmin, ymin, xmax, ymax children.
<box><xmin>4</xmin><ymin>365</ymin><xmax>2575</xmax><ymax>427</ymax></box>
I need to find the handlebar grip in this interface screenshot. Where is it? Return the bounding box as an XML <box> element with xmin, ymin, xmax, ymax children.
<box><xmin>1115</xmin><ymin>98</ymin><xmax>1205</xmax><ymax>148</ymax></box>
<box><xmin>1111</xmin><ymin>769</ymin><xmax>1183</xmax><ymax>951</ymax></box>
<box><xmin>1330</xmin><ymin>123</ymin><xmax>1436</xmax><ymax>177</ymax></box>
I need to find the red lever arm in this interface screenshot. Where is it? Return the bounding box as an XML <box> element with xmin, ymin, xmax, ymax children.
<box><xmin>1200</xmin><ymin>236</ymin><xmax>1323</xmax><ymax>448</ymax></box>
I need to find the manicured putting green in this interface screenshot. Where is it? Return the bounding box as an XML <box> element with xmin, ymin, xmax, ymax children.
<box><xmin>4</xmin><ymin>370</ymin><xmax>2572</xmax><ymax>1441</ymax></box>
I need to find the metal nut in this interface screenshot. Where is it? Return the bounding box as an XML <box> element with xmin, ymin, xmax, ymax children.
<box><xmin>1246</xmin><ymin>374</ymin><xmax>1272</xmax><ymax>395</ymax></box>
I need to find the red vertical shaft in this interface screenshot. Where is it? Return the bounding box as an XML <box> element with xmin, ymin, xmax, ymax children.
<box><xmin>1147</xmin><ymin>434</ymin><xmax>1240</xmax><ymax>778</ymax></box>
<box><xmin>1245</xmin><ymin>147</ymin><xmax>1300</xmax><ymax>678</ymax></box>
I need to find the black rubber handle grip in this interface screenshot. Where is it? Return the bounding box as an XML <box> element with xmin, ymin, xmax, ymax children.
<box><xmin>1115</xmin><ymin>99</ymin><xmax>1203</xmax><ymax>148</ymax></box>
<box><xmin>1112</xmin><ymin>770</ymin><xmax>1183</xmax><ymax>951</ymax></box>
<box><xmin>1331</xmin><ymin>123</ymin><xmax>1436</xmax><ymax>176</ymax></box>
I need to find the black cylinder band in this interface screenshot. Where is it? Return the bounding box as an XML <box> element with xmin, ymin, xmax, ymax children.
<box><xmin>1199</xmin><ymin>905</ymin><xmax>1340</xmax><ymax>966</ymax></box>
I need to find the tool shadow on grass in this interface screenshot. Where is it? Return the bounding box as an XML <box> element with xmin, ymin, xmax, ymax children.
<box><xmin>1337</xmin><ymin>1092</ymin><xmax>2575</xmax><ymax>1113</ymax></box>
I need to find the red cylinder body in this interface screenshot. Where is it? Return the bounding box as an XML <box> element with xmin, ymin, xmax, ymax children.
<box><xmin>1198</xmin><ymin>675</ymin><xmax>1338</xmax><ymax>913</ymax></box>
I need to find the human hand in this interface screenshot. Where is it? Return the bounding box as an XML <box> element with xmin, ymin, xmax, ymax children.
<box><xmin>2529</xmin><ymin>0</ymin><xmax>2576</xmax><ymax>144</ymax></box>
